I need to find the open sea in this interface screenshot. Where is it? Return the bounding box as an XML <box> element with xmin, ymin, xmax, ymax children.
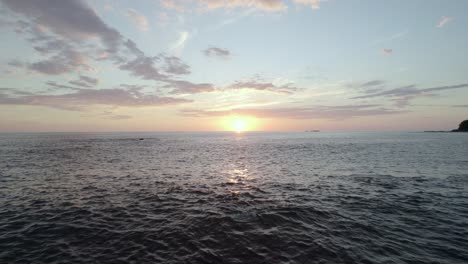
<box><xmin>0</xmin><ymin>132</ymin><xmax>467</xmax><ymax>263</ymax></box>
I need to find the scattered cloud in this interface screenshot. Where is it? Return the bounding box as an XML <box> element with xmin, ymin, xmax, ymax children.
<box><xmin>91</xmin><ymin>110</ymin><xmax>132</xmax><ymax>120</ymax></box>
<box><xmin>347</xmin><ymin>80</ymin><xmax>386</xmax><ymax>93</ymax></box>
<box><xmin>352</xmin><ymin>83</ymin><xmax>468</xmax><ymax>107</ymax></box>
<box><xmin>197</xmin><ymin>0</ymin><xmax>287</xmax><ymax>12</ymax></box>
<box><xmin>1</xmin><ymin>0</ymin><xmax>195</xmax><ymax>86</ymax></box>
<box><xmin>46</xmin><ymin>81</ymin><xmax>79</xmax><ymax>90</ymax></box>
<box><xmin>108</xmin><ymin>114</ymin><xmax>132</xmax><ymax>120</ymax></box>
<box><xmin>1</xmin><ymin>0</ymin><xmax>122</xmax><ymax>53</ymax></box>
<box><xmin>436</xmin><ymin>16</ymin><xmax>453</xmax><ymax>28</ymax></box>
<box><xmin>160</xmin><ymin>0</ymin><xmax>187</xmax><ymax>12</ymax></box>
<box><xmin>68</xmin><ymin>75</ymin><xmax>99</xmax><ymax>88</ymax></box>
<box><xmin>228</xmin><ymin>81</ymin><xmax>300</xmax><ymax>94</ymax></box>
<box><xmin>119</xmin><ymin>56</ymin><xmax>167</xmax><ymax>81</ymax></box>
<box><xmin>118</xmin><ymin>54</ymin><xmax>192</xmax><ymax>81</ymax></box>
<box><xmin>361</xmin><ymin>80</ymin><xmax>385</xmax><ymax>88</ymax></box>
<box><xmin>103</xmin><ymin>4</ymin><xmax>113</xmax><ymax>11</ymax></box>
<box><xmin>382</xmin><ymin>49</ymin><xmax>393</xmax><ymax>55</ymax></box>
<box><xmin>292</xmin><ymin>0</ymin><xmax>322</xmax><ymax>9</ymax></box>
<box><xmin>181</xmin><ymin>104</ymin><xmax>405</xmax><ymax>120</ymax></box>
<box><xmin>348</xmin><ymin>80</ymin><xmax>385</xmax><ymax>88</ymax></box>
<box><xmin>0</xmin><ymin>86</ymin><xmax>192</xmax><ymax>111</ymax></box>
<box><xmin>203</xmin><ymin>47</ymin><xmax>231</xmax><ymax>59</ymax></box>
<box><xmin>164</xmin><ymin>80</ymin><xmax>215</xmax><ymax>94</ymax></box>
<box><xmin>370</xmin><ymin>30</ymin><xmax>409</xmax><ymax>47</ymax></box>
<box><xmin>163</xmin><ymin>56</ymin><xmax>191</xmax><ymax>75</ymax></box>
<box><xmin>157</xmin><ymin>12</ymin><xmax>170</xmax><ymax>27</ymax></box>
<box><xmin>7</xmin><ymin>59</ymin><xmax>25</xmax><ymax>68</ymax></box>
<box><xmin>171</xmin><ymin>31</ymin><xmax>190</xmax><ymax>56</ymax></box>
<box><xmin>160</xmin><ymin>0</ymin><xmax>324</xmax><ymax>12</ymax></box>
<box><xmin>126</xmin><ymin>9</ymin><xmax>150</xmax><ymax>32</ymax></box>
<box><xmin>29</xmin><ymin>50</ymin><xmax>91</xmax><ymax>75</ymax></box>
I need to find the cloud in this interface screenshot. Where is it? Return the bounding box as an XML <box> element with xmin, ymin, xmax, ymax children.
<box><xmin>7</xmin><ymin>59</ymin><xmax>25</xmax><ymax>68</ymax></box>
<box><xmin>108</xmin><ymin>114</ymin><xmax>132</xmax><ymax>120</ymax></box>
<box><xmin>292</xmin><ymin>0</ymin><xmax>322</xmax><ymax>9</ymax></box>
<box><xmin>29</xmin><ymin>60</ymin><xmax>73</xmax><ymax>75</ymax></box>
<box><xmin>1</xmin><ymin>0</ymin><xmax>122</xmax><ymax>53</ymax></box>
<box><xmin>347</xmin><ymin>80</ymin><xmax>385</xmax><ymax>88</ymax></box>
<box><xmin>228</xmin><ymin>81</ymin><xmax>300</xmax><ymax>94</ymax></box>
<box><xmin>119</xmin><ymin>56</ymin><xmax>167</xmax><ymax>81</ymax></box>
<box><xmin>46</xmin><ymin>81</ymin><xmax>79</xmax><ymax>90</ymax></box>
<box><xmin>198</xmin><ymin>0</ymin><xmax>286</xmax><ymax>11</ymax></box>
<box><xmin>103</xmin><ymin>5</ymin><xmax>114</xmax><ymax>11</ymax></box>
<box><xmin>118</xmin><ymin>54</ymin><xmax>191</xmax><ymax>81</ymax></box>
<box><xmin>6</xmin><ymin>19</ymin><xmax>96</xmax><ymax>75</ymax></box>
<box><xmin>160</xmin><ymin>0</ymin><xmax>187</xmax><ymax>12</ymax></box>
<box><xmin>126</xmin><ymin>9</ymin><xmax>150</xmax><ymax>32</ymax></box>
<box><xmin>436</xmin><ymin>16</ymin><xmax>453</xmax><ymax>28</ymax></box>
<box><xmin>382</xmin><ymin>49</ymin><xmax>392</xmax><ymax>55</ymax></box>
<box><xmin>68</xmin><ymin>75</ymin><xmax>99</xmax><ymax>88</ymax></box>
<box><xmin>0</xmin><ymin>86</ymin><xmax>192</xmax><ymax>111</ymax></box>
<box><xmin>347</xmin><ymin>80</ymin><xmax>386</xmax><ymax>93</ymax></box>
<box><xmin>164</xmin><ymin>80</ymin><xmax>215</xmax><ymax>94</ymax></box>
<box><xmin>123</xmin><ymin>39</ymin><xmax>145</xmax><ymax>57</ymax></box>
<box><xmin>370</xmin><ymin>30</ymin><xmax>409</xmax><ymax>47</ymax></box>
<box><xmin>161</xmin><ymin>0</ymin><xmax>324</xmax><ymax>12</ymax></box>
<box><xmin>181</xmin><ymin>104</ymin><xmax>405</xmax><ymax>120</ymax></box>
<box><xmin>157</xmin><ymin>12</ymin><xmax>170</xmax><ymax>26</ymax></box>
<box><xmin>352</xmin><ymin>83</ymin><xmax>468</xmax><ymax>107</ymax></box>
<box><xmin>163</xmin><ymin>56</ymin><xmax>191</xmax><ymax>75</ymax></box>
<box><xmin>1</xmin><ymin>0</ymin><xmax>193</xmax><ymax>81</ymax></box>
<box><xmin>28</xmin><ymin>49</ymin><xmax>91</xmax><ymax>75</ymax></box>
<box><xmin>361</xmin><ymin>80</ymin><xmax>385</xmax><ymax>87</ymax></box>
<box><xmin>91</xmin><ymin>111</ymin><xmax>132</xmax><ymax>120</ymax></box>
<box><xmin>171</xmin><ymin>31</ymin><xmax>189</xmax><ymax>55</ymax></box>
<box><xmin>203</xmin><ymin>47</ymin><xmax>231</xmax><ymax>59</ymax></box>
<box><xmin>2</xmin><ymin>19</ymin><xmax>98</xmax><ymax>75</ymax></box>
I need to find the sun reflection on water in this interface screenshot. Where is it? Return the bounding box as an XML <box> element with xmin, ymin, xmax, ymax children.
<box><xmin>224</xmin><ymin>166</ymin><xmax>253</xmax><ymax>197</ymax></box>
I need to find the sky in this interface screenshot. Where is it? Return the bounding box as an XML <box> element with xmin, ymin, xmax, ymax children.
<box><xmin>0</xmin><ymin>0</ymin><xmax>467</xmax><ymax>132</ymax></box>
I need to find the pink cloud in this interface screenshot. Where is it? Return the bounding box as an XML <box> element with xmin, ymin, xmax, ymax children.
<box><xmin>382</xmin><ymin>49</ymin><xmax>393</xmax><ymax>55</ymax></box>
<box><xmin>161</xmin><ymin>0</ymin><xmax>323</xmax><ymax>12</ymax></box>
<box><xmin>126</xmin><ymin>9</ymin><xmax>149</xmax><ymax>31</ymax></box>
<box><xmin>436</xmin><ymin>16</ymin><xmax>453</xmax><ymax>28</ymax></box>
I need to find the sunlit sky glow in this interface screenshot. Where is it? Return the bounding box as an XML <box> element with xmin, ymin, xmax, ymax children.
<box><xmin>0</xmin><ymin>0</ymin><xmax>467</xmax><ymax>132</ymax></box>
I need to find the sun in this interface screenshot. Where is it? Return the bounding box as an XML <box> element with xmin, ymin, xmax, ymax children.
<box><xmin>223</xmin><ymin>116</ymin><xmax>256</xmax><ymax>132</ymax></box>
<box><xmin>232</xmin><ymin>118</ymin><xmax>247</xmax><ymax>132</ymax></box>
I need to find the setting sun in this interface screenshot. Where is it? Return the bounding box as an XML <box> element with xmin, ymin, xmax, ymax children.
<box><xmin>222</xmin><ymin>116</ymin><xmax>257</xmax><ymax>132</ymax></box>
<box><xmin>233</xmin><ymin>118</ymin><xmax>247</xmax><ymax>132</ymax></box>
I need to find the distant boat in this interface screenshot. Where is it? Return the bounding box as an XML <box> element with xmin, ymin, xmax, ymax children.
<box><xmin>305</xmin><ymin>130</ymin><xmax>320</xmax><ymax>132</ymax></box>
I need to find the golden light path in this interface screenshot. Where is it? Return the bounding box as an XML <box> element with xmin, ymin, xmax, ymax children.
<box><xmin>222</xmin><ymin>116</ymin><xmax>257</xmax><ymax>132</ymax></box>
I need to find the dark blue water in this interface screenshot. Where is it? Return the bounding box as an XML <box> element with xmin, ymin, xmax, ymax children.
<box><xmin>0</xmin><ymin>132</ymin><xmax>467</xmax><ymax>263</ymax></box>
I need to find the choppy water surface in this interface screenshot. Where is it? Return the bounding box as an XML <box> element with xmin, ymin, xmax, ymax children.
<box><xmin>0</xmin><ymin>132</ymin><xmax>467</xmax><ymax>263</ymax></box>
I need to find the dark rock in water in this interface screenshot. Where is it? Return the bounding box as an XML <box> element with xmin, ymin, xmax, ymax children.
<box><xmin>452</xmin><ymin>120</ymin><xmax>468</xmax><ymax>132</ymax></box>
<box><xmin>139</xmin><ymin>138</ymin><xmax>144</xmax><ymax>140</ymax></box>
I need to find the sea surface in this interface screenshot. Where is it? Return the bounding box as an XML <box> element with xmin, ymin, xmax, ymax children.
<box><xmin>0</xmin><ymin>132</ymin><xmax>467</xmax><ymax>263</ymax></box>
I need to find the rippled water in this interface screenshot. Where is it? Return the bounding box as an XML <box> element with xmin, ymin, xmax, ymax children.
<box><xmin>1</xmin><ymin>132</ymin><xmax>467</xmax><ymax>263</ymax></box>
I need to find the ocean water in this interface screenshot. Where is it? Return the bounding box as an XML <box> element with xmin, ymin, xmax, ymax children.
<box><xmin>0</xmin><ymin>132</ymin><xmax>467</xmax><ymax>263</ymax></box>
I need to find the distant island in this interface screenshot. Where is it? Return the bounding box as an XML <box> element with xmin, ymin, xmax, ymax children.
<box><xmin>425</xmin><ymin>120</ymin><xmax>468</xmax><ymax>132</ymax></box>
<box><xmin>451</xmin><ymin>120</ymin><xmax>468</xmax><ymax>132</ymax></box>
<box><xmin>305</xmin><ymin>130</ymin><xmax>320</xmax><ymax>132</ymax></box>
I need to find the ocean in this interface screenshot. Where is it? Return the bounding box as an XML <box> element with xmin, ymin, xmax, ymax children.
<box><xmin>0</xmin><ymin>132</ymin><xmax>467</xmax><ymax>263</ymax></box>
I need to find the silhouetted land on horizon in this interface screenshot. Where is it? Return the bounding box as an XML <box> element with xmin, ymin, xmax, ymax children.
<box><xmin>425</xmin><ymin>119</ymin><xmax>468</xmax><ymax>132</ymax></box>
<box><xmin>451</xmin><ymin>120</ymin><xmax>468</xmax><ymax>132</ymax></box>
